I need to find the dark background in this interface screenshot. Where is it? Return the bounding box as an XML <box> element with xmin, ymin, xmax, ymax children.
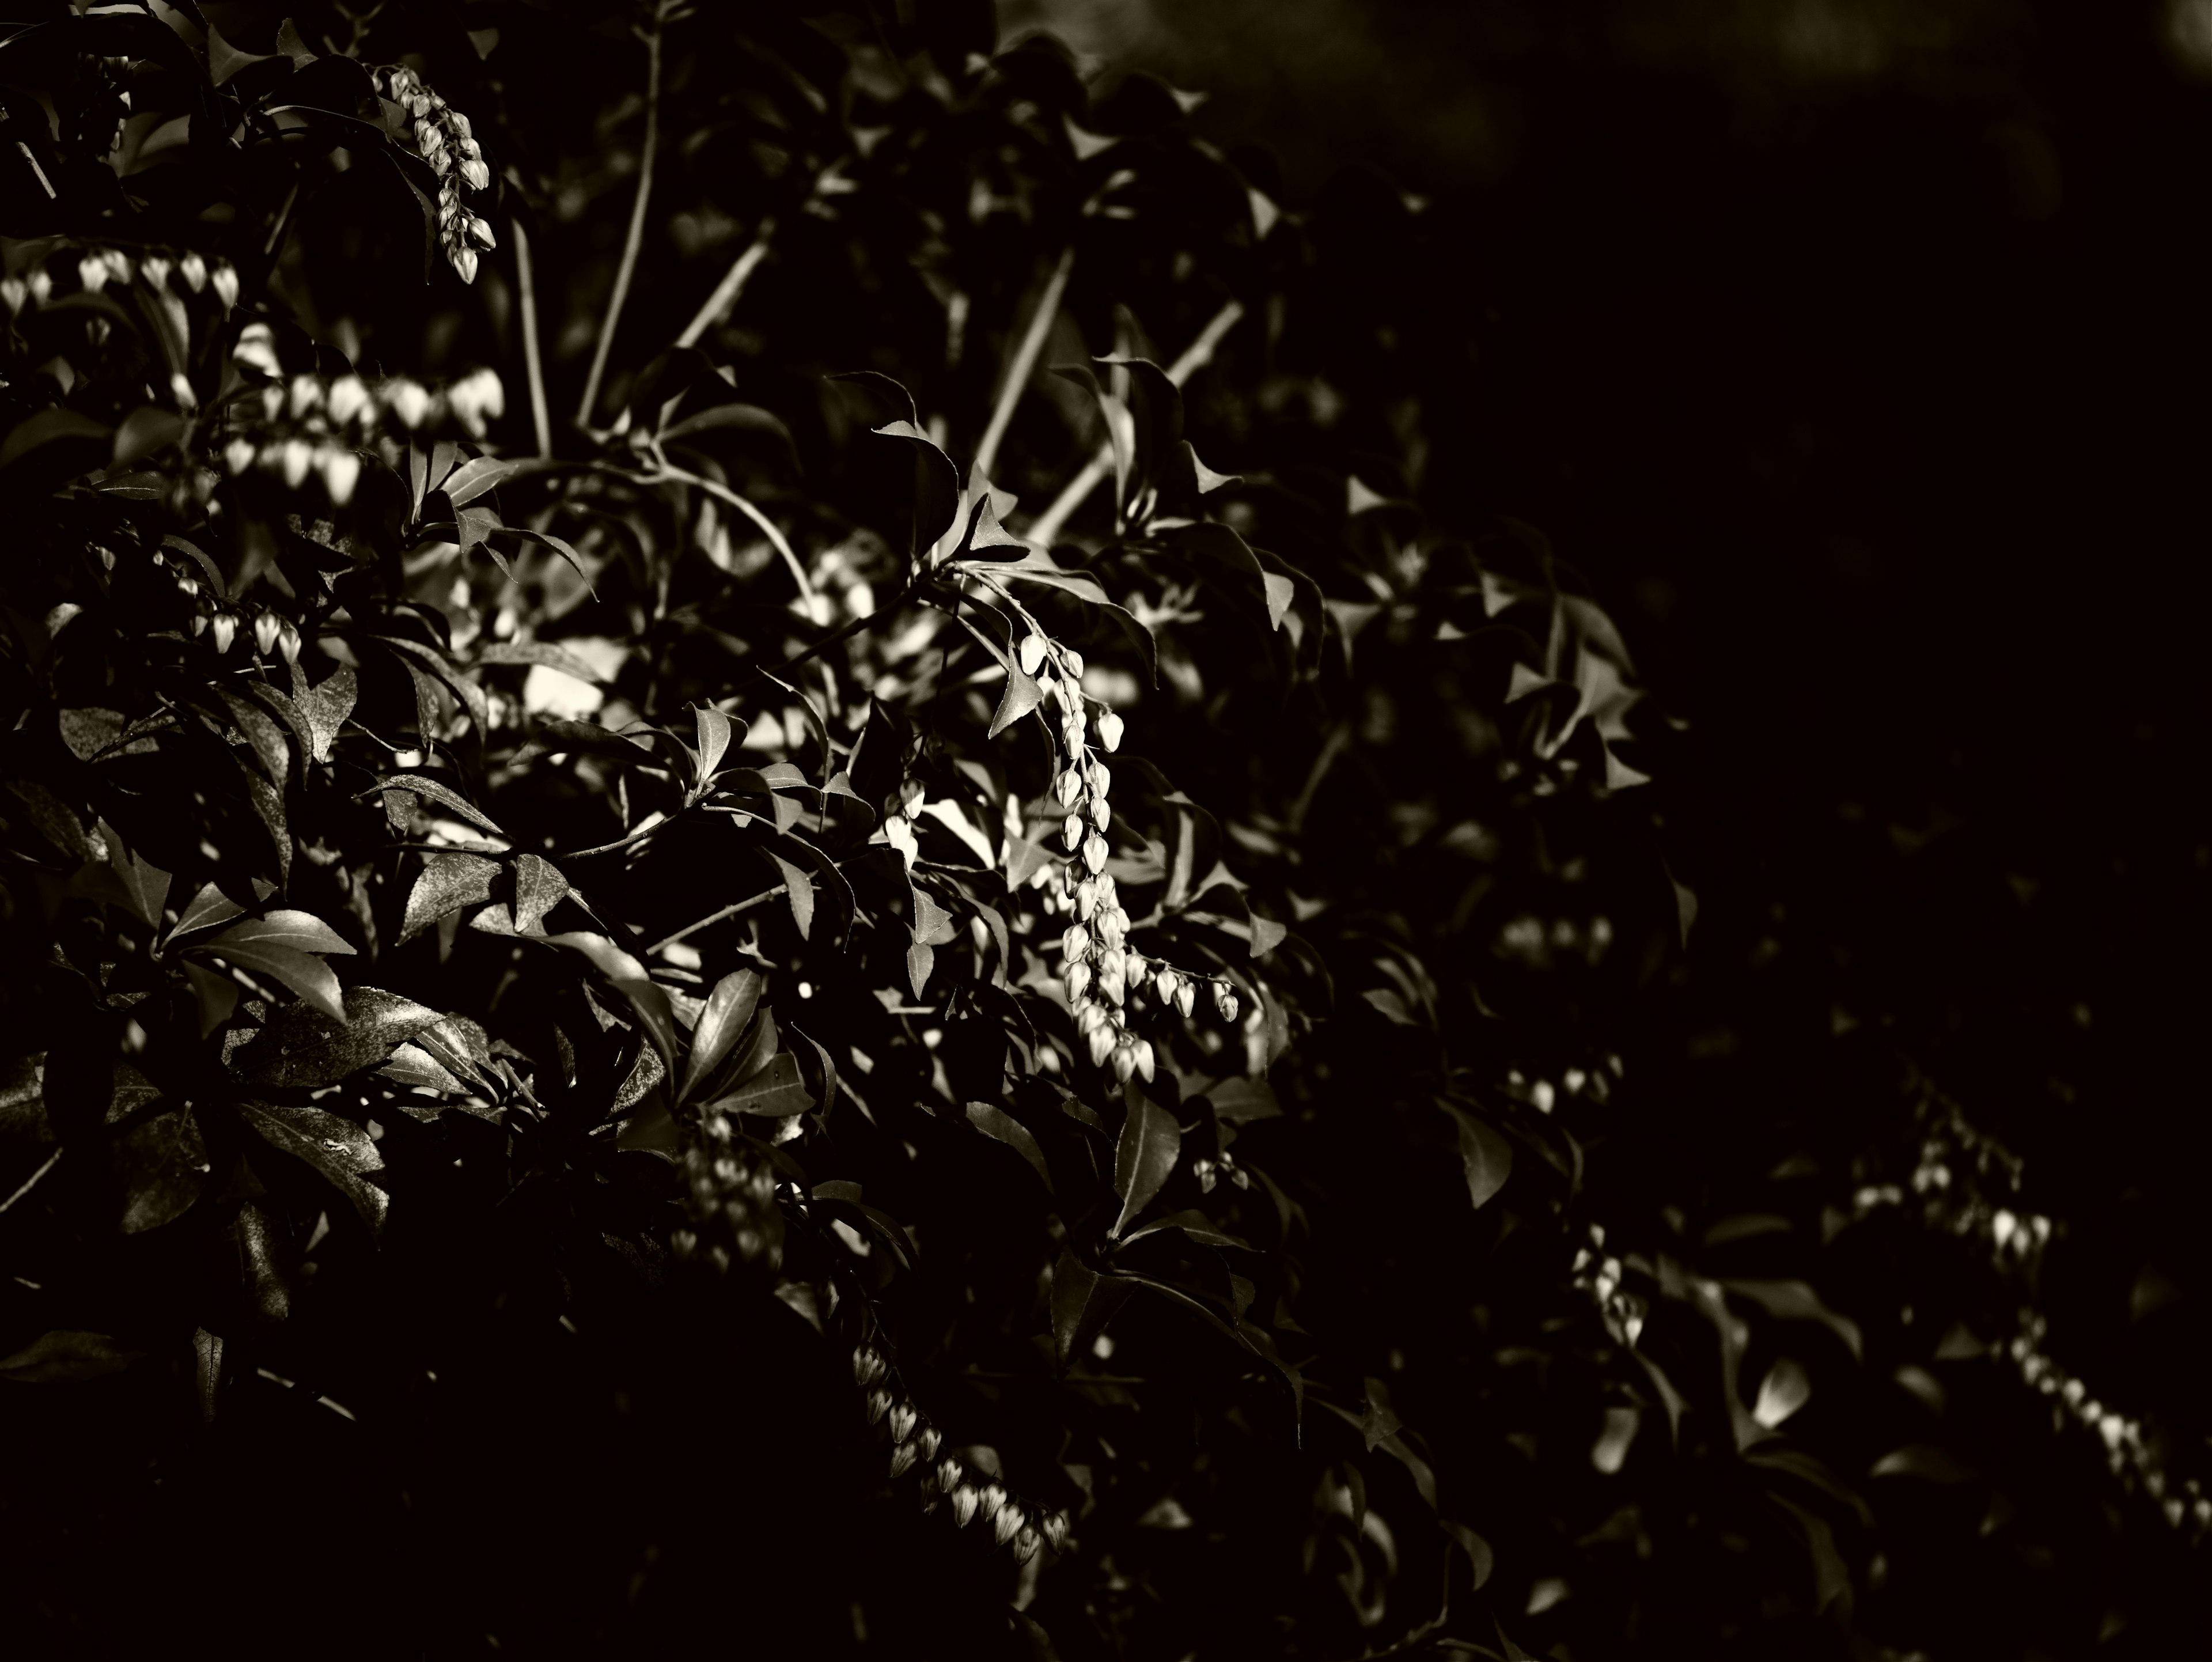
<box><xmin>1003</xmin><ymin>0</ymin><xmax>2212</xmax><ymax>1309</ymax></box>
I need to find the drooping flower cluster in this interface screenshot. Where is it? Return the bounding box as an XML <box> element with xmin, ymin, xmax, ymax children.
<box><xmin>222</xmin><ymin>322</ymin><xmax>506</xmax><ymax>502</ymax></box>
<box><xmin>851</xmin><ymin>1339</ymin><xmax>1071</xmax><ymax>1562</ymax></box>
<box><xmin>1015</xmin><ymin>627</ymin><xmax>1242</xmax><ymax>1080</ymax></box>
<box><xmin>1570</xmin><ymin>1222</ymin><xmax>1646</xmax><ymax>1347</ymax></box>
<box><xmin>376</xmin><ymin>65</ymin><xmax>495</xmax><ymax>283</ymax></box>
<box><xmin>3</xmin><ymin>245</ymin><xmax>240</xmax><ymax>408</ymax></box>
<box><xmin>671</xmin><ymin>1107</ymin><xmax>785</xmax><ymax>1279</ymax></box>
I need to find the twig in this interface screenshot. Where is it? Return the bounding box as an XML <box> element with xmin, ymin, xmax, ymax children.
<box><xmin>0</xmin><ymin>1148</ymin><xmax>61</xmax><ymax>1216</ymax></box>
<box><xmin>649</xmin><ymin>885</ymin><xmax>787</xmax><ymax>954</ymax></box>
<box><xmin>1024</xmin><ymin>296</ymin><xmax>1246</xmax><ymax>548</ymax></box>
<box><xmin>972</xmin><ymin>244</ymin><xmax>1074</xmax><ymax>487</ymax></box>
<box><xmin>676</xmin><ymin>215</ymin><xmax>776</xmax><ymax>351</ymax></box>
<box><xmin>731</xmin><ymin>573</ymin><xmax>924</xmax><ymax>692</ymax></box>
<box><xmin>513</xmin><ymin>217</ymin><xmax>552</xmax><ymax>459</ymax></box>
<box><xmin>575</xmin><ymin>1</ymin><xmax>676</xmax><ymax>431</ymax></box>
<box><xmin>639</xmin><ymin>461</ymin><xmax>815</xmax><ymax>606</ymax></box>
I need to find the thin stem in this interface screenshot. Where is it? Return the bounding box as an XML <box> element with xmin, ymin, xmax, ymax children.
<box><xmin>732</xmin><ymin>572</ymin><xmax>923</xmax><ymax>692</ymax></box>
<box><xmin>641</xmin><ymin>460</ymin><xmax>815</xmax><ymax>605</ymax></box>
<box><xmin>649</xmin><ymin>885</ymin><xmax>787</xmax><ymax>954</ymax></box>
<box><xmin>575</xmin><ymin>2</ymin><xmax>675</xmax><ymax>432</ymax></box>
<box><xmin>513</xmin><ymin>217</ymin><xmax>552</xmax><ymax>459</ymax></box>
<box><xmin>972</xmin><ymin>244</ymin><xmax>1074</xmax><ymax>487</ymax></box>
<box><xmin>0</xmin><ymin>1148</ymin><xmax>60</xmax><ymax>1216</ymax></box>
<box><xmin>676</xmin><ymin>215</ymin><xmax>776</xmax><ymax>351</ymax></box>
<box><xmin>1025</xmin><ymin>297</ymin><xmax>1246</xmax><ymax>548</ymax></box>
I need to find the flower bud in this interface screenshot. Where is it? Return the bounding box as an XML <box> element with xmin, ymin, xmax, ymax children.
<box><xmin>385</xmin><ymin>379</ymin><xmax>432</xmax><ymax>429</ymax></box>
<box><xmin>1013</xmin><ymin>1524</ymin><xmax>1041</xmax><ymax>1561</ymax></box>
<box><xmin>211</xmin><ymin>614</ymin><xmax>237</xmax><ymax>654</ymax></box>
<box><xmin>1075</xmin><ymin>1000</ymin><xmax>1109</xmax><ymax>1037</ymax></box>
<box><xmin>1062</xmin><ymin>924</ymin><xmax>1092</xmax><ymax>961</ymax></box>
<box><xmin>995</xmin><ymin>1501</ymin><xmax>1025</xmax><ymax>1545</ymax></box>
<box><xmin>278</xmin><ymin>620</ymin><xmax>302</xmax><ymax>664</ymax></box>
<box><xmin>914</xmin><ymin>1425</ymin><xmax>941</xmax><ymax>1462</ymax></box>
<box><xmin>1087</xmin><ymin>1025</ymin><xmax>1117</xmax><ymax>1068</ymax></box>
<box><xmin>888</xmin><ymin>1401</ymin><xmax>918</xmax><ymax>1443</ymax></box>
<box><xmin>79</xmin><ymin>254</ymin><xmax>109</xmax><ymax>295</ymax></box>
<box><xmin>461</xmin><ymin>157</ymin><xmax>493</xmax><ymax>192</ymax></box>
<box><xmin>1062</xmin><ymin>648</ymin><xmax>1084</xmax><ymax>680</ymax></box>
<box><xmin>1099</xmin><ymin>964</ymin><xmax>1126</xmax><ymax>1009</ymax></box>
<box><xmin>1195</xmin><ymin>1157</ymin><xmax>1217</xmax><ymax>1194</ymax></box>
<box><xmin>1111</xmin><ymin>1042</ymin><xmax>1137</xmax><ymax>1084</ymax></box>
<box><xmin>253</xmin><ymin>612</ymin><xmax>282</xmax><ymax>657</ymax></box>
<box><xmin>281</xmin><ymin>438</ymin><xmax>313</xmax><ymax>489</ymax></box>
<box><xmin>1132</xmin><ymin>1038</ymin><xmax>1156</xmax><ymax>1084</ymax></box>
<box><xmin>671</xmin><ymin>1228</ymin><xmax>697</xmax><ymax>1258</ymax></box>
<box><xmin>451</xmin><ymin>246</ymin><xmax>480</xmax><ymax>285</ymax></box>
<box><xmin>1083</xmin><ymin>833</ymin><xmax>1108</xmax><ymax>874</ymax></box>
<box><xmin>1041</xmin><ymin>1510</ymin><xmax>1070</xmax><ymax>1554</ymax></box>
<box><xmin>469</xmin><ymin>215</ymin><xmax>497</xmax><ymax>251</ymax></box>
<box><xmin>1217</xmin><ymin>986</ymin><xmax>1240</xmax><ymax>1023</ymax></box>
<box><xmin>210</xmin><ymin>260</ymin><xmax>239</xmax><ymax>311</ymax></box>
<box><xmin>1018</xmin><ymin>633</ymin><xmax>1046</xmax><ymax>676</ymax></box>
<box><xmin>1066</xmin><ymin>960</ymin><xmax>1093</xmax><ymax>1002</ymax></box>
<box><xmin>889</xmin><ymin>1440</ymin><xmax>919</xmax><ymax>1479</ymax></box>
<box><xmin>1054</xmin><ymin>768</ymin><xmax>1081</xmax><ymax>807</ymax></box>
<box><xmin>319</xmin><ymin>446</ymin><xmax>362</xmax><ymax>506</ymax></box>
<box><xmin>935</xmin><ymin>1456</ymin><xmax>964</xmax><ymax>1492</ymax></box>
<box><xmin>0</xmin><ymin>276</ymin><xmax>24</xmax><ymax>315</ymax></box>
<box><xmin>1097</xmin><ymin>710</ymin><xmax>1124</xmax><ymax>752</ymax></box>
<box><xmin>1175</xmin><ymin>981</ymin><xmax>1196</xmax><ymax>1019</ymax></box>
<box><xmin>865</xmin><ymin>1386</ymin><xmax>893</xmax><ymax>1425</ymax></box>
<box><xmin>1088</xmin><ymin>760</ymin><xmax>1111</xmax><ymax>798</ymax></box>
<box><xmin>179</xmin><ymin>251</ymin><xmax>207</xmax><ymax>293</ymax></box>
<box><xmin>1074</xmin><ymin>879</ymin><xmax>1099</xmax><ymax>921</ymax></box>
<box><xmin>27</xmin><ymin>267</ymin><xmax>52</xmax><ymax>305</ymax></box>
<box><xmin>950</xmin><ymin>1483</ymin><xmax>979</xmax><ymax>1527</ymax></box>
<box><xmin>1154</xmin><ymin>968</ymin><xmax>1176</xmax><ymax>1004</ymax></box>
<box><xmin>289</xmin><ymin>374</ymin><xmax>323</xmax><ymax>418</ymax></box>
<box><xmin>1089</xmin><ymin>795</ymin><xmax>1111</xmax><ymax>831</ymax></box>
<box><xmin>141</xmin><ymin>256</ymin><xmax>172</xmax><ymax>291</ymax></box>
<box><xmin>1063</xmin><ymin>813</ymin><xmax>1083</xmax><ymax>851</ymax></box>
<box><xmin>853</xmin><ymin>1342</ymin><xmax>885</xmax><ymax>1388</ymax></box>
<box><xmin>224</xmin><ymin>437</ymin><xmax>256</xmax><ymax>476</ymax></box>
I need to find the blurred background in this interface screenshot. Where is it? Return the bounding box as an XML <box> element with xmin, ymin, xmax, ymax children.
<box><xmin>998</xmin><ymin>0</ymin><xmax>2212</xmax><ymax>1294</ymax></box>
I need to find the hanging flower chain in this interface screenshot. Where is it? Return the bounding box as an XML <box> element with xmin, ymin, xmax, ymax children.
<box><xmin>376</xmin><ymin>65</ymin><xmax>496</xmax><ymax>283</ymax></box>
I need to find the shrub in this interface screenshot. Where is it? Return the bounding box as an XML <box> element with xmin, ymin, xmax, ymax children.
<box><xmin>1</xmin><ymin>4</ymin><xmax>2199</xmax><ymax>1657</ymax></box>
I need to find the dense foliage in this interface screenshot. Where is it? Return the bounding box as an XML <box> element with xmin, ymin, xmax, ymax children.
<box><xmin>2</xmin><ymin>3</ymin><xmax>2202</xmax><ymax>1657</ymax></box>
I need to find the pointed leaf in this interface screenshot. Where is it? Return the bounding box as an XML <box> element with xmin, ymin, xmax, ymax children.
<box><xmin>374</xmin><ymin>774</ymin><xmax>503</xmax><ymax>836</ymax></box>
<box><xmin>197</xmin><ymin>940</ymin><xmax>346</xmax><ymax>1022</ymax></box>
<box><xmin>230</xmin><ymin>986</ymin><xmax>441</xmax><ymax>1088</ymax></box>
<box><xmin>694</xmin><ymin>706</ymin><xmax>733</xmax><ymax>784</ymax></box>
<box><xmin>966</xmin><ymin>1101</ymin><xmax>1055</xmax><ymax>1195</ymax></box>
<box><xmin>1109</xmin><ymin>1087</ymin><xmax>1181</xmax><ymax>1237</ymax></box>
<box><xmin>168</xmin><ymin>881</ymin><xmax>245</xmax><ymax>944</ymax></box>
<box><xmin>679</xmin><ymin>969</ymin><xmax>763</xmax><ymax>1103</ymax></box>
<box><xmin>710</xmin><ymin>1052</ymin><xmax>813</xmax><ymax>1117</ymax></box>
<box><xmin>0</xmin><ymin>1331</ymin><xmax>143</xmax><ymax>1383</ymax></box>
<box><xmin>399</xmin><ymin>853</ymin><xmax>499</xmax><ymax>945</ymax></box>
<box><xmin>758</xmin><ymin>847</ymin><xmax>816</xmax><ymax>939</ymax></box>
<box><xmin>988</xmin><ymin>657</ymin><xmax>1046</xmax><ymax>739</ymax></box>
<box><xmin>1442</xmin><ymin>1103</ymin><xmax>1513</xmax><ymax>1210</ymax></box>
<box><xmin>511</xmin><ymin>854</ymin><xmax>568</xmax><ymax>934</ymax></box>
<box><xmin>237</xmin><ymin>1098</ymin><xmax>387</xmax><ymax>1233</ymax></box>
<box><xmin>1051</xmin><ymin>1250</ymin><xmax>1135</xmax><ymax>1366</ymax></box>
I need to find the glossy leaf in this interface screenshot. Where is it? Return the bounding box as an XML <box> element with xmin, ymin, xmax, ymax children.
<box><xmin>966</xmin><ymin>1101</ymin><xmax>1055</xmax><ymax>1195</ymax></box>
<box><xmin>1109</xmin><ymin>1087</ymin><xmax>1181</xmax><ymax>1237</ymax></box>
<box><xmin>680</xmin><ymin>969</ymin><xmax>763</xmax><ymax>1103</ymax></box>
<box><xmin>230</xmin><ymin>987</ymin><xmax>441</xmax><ymax>1088</ymax></box>
<box><xmin>236</xmin><ymin>1099</ymin><xmax>388</xmax><ymax>1233</ymax></box>
<box><xmin>0</xmin><ymin>1330</ymin><xmax>143</xmax><ymax>1383</ymax></box>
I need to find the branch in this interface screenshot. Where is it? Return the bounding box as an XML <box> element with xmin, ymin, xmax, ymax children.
<box><xmin>0</xmin><ymin>1148</ymin><xmax>60</xmax><ymax>1217</ymax></box>
<box><xmin>513</xmin><ymin>216</ymin><xmax>552</xmax><ymax>459</ymax></box>
<box><xmin>972</xmin><ymin>244</ymin><xmax>1074</xmax><ymax>486</ymax></box>
<box><xmin>641</xmin><ymin>460</ymin><xmax>815</xmax><ymax>605</ymax></box>
<box><xmin>649</xmin><ymin>885</ymin><xmax>787</xmax><ymax>954</ymax></box>
<box><xmin>1024</xmin><ymin>296</ymin><xmax>1246</xmax><ymax>548</ymax></box>
<box><xmin>676</xmin><ymin>215</ymin><xmax>777</xmax><ymax>351</ymax></box>
<box><xmin>575</xmin><ymin>1</ymin><xmax>676</xmax><ymax>431</ymax></box>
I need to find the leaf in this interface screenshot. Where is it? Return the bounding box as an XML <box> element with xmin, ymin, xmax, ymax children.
<box><xmin>965</xmin><ymin>1101</ymin><xmax>1055</xmax><ymax>1195</ymax></box>
<box><xmin>195</xmin><ymin>912</ymin><xmax>356</xmax><ymax>1021</ymax></box>
<box><xmin>0</xmin><ymin>408</ymin><xmax>112</xmax><ymax>470</ymax></box>
<box><xmin>611</xmin><ymin>979</ymin><xmax>679</xmax><ymax>1074</ymax></box>
<box><xmin>1718</xmin><ymin>1278</ymin><xmax>1864</xmax><ymax>1362</ymax></box>
<box><xmin>1109</xmin><ymin>1086</ymin><xmax>1181</xmax><ymax>1237</ymax></box>
<box><xmin>1118</xmin><ymin>1209</ymin><xmax>1249</xmax><ymax>1251</ymax></box>
<box><xmin>115</xmin><ymin>1105</ymin><xmax>207</xmax><ymax>1233</ymax></box>
<box><xmin>380</xmin><ymin>1042</ymin><xmax>463</xmax><ymax>1095</ymax></box>
<box><xmin>988</xmin><ymin>657</ymin><xmax>1046</xmax><ymax>739</ymax></box>
<box><xmin>1753</xmin><ymin>1357</ymin><xmax>1813</xmax><ymax>1431</ymax></box>
<box><xmin>1360</xmin><ymin>1378</ymin><xmax>1405</xmax><ymax>1451</ymax></box>
<box><xmin>476</xmin><ymin>639</ymin><xmax>609</xmax><ymax>686</ymax></box>
<box><xmin>290</xmin><ymin>664</ymin><xmax>357</xmax><ymax>763</ymax></box>
<box><xmin>1440</xmin><ymin>1519</ymin><xmax>1495</xmax><ymax>1592</ymax></box>
<box><xmin>906</xmin><ymin>940</ymin><xmax>934</xmax><ymax>1000</ymax></box>
<box><xmin>866</xmin><ymin>414</ymin><xmax>961</xmax><ymax>563</ymax></box>
<box><xmin>1172</xmin><ymin>521</ymin><xmax>1294</xmax><ymax>630</ymax></box>
<box><xmin>168</xmin><ymin>881</ymin><xmax>245</xmax><ymax>944</ymax></box>
<box><xmin>399</xmin><ymin>853</ymin><xmax>499</xmax><ymax>945</ymax></box>
<box><xmin>1771</xmin><ymin>1494</ymin><xmax>1851</xmax><ymax>1615</ymax></box>
<box><xmin>758</xmin><ymin>847</ymin><xmax>816</xmax><ymax>938</ymax></box>
<box><xmin>984</xmin><ymin>544</ymin><xmax>1111</xmax><ymax>606</ymax></box>
<box><xmin>1051</xmin><ymin>1250</ymin><xmax>1135</xmax><ymax>1366</ymax></box>
<box><xmin>1870</xmin><ymin>1443</ymin><xmax>1978</xmax><ymax>1483</ymax></box>
<box><xmin>375</xmin><ymin>773</ymin><xmax>503</xmax><ymax>836</ymax></box>
<box><xmin>1442</xmin><ymin>1103</ymin><xmax>1512</xmax><ymax>1210</ymax></box>
<box><xmin>511</xmin><ymin>854</ymin><xmax>569</xmax><ymax>934</ymax></box>
<box><xmin>230</xmin><ymin>986</ymin><xmax>440</xmax><ymax>1088</ymax></box>
<box><xmin>237</xmin><ymin>1099</ymin><xmax>387</xmax><ymax>1233</ymax></box>
<box><xmin>693</xmin><ymin>705</ymin><xmax>734</xmax><ymax>784</ymax></box>
<box><xmin>441</xmin><ymin>456</ymin><xmax>521</xmax><ymax>506</ymax></box>
<box><xmin>539</xmin><ymin>932</ymin><xmax>650</xmax><ymax>984</ymax></box>
<box><xmin>711</xmin><ymin>1052</ymin><xmax>813</xmax><ymax>1117</ymax></box>
<box><xmin>216</xmin><ymin>690</ymin><xmax>291</xmax><ymax>785</ymax></box>
<box><xmin>107</xmin><ymin>835</ymin><xmax>172</xmax><ymax>929</ymax></box>
<box><xmin>0</xmin><ymin>1331</ymin><xmax>143</xmax><ymax>1383</ymax></box>
<box><xmin>679</xmin><ymin>969</ymin><xmax>763</xmax><ymax>1103</ymax></box>
<box><xmin>1203</xmin><ymin>1076</ymin><xmax>1281</xmax><ymax>1122</ymax></box>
